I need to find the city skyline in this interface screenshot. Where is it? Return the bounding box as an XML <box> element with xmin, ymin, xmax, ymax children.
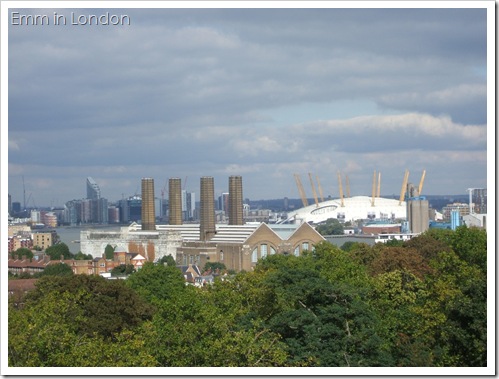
<box><xmin>5</xmin><ymin>3</ymin><xmax>493</xmax><ymax>208</ymax></box>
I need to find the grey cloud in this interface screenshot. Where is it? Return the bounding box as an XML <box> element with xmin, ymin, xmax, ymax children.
<box><xmin>7</xmin><ymin>6</ymin><xmax>489</xmax><ymax>205</ymax></box>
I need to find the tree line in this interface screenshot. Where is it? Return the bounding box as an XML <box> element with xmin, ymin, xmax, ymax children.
<box><xmin>8</xmin><ymin>225</ymin><xmax>487</xmax><ymax>367</ymax></box>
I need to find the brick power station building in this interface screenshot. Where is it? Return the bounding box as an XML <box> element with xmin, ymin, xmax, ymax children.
<box><xmin>80</xmin><ymin>176</ymin><xmax>325</xmax><ymax>272</ymax></box>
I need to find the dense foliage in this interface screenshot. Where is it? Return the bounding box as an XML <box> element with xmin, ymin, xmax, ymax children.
<box><xmin>315</xmin><ymin>218</ymin><xmax>345</xmax><ymax>236</ymax></box>
<box><xmin>8</xmin><ymin>226</ymin><xmax>487</xmax><ymax>367</ymax></box>
<box><xmin>45</xmin><ymin>242</ymin><xmax>72</xmax><ymax>260</ymax></box>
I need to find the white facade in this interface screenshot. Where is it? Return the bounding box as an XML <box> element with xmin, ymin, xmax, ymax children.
<box><xmin>80</xmin><ymin>225</ymin><xmax>183</xmax><ymax>261</ymax></box>
<box><xmin>284</xmin><ymin>196</ymin><xmax>407</xmax><ymax>224</ymax></box>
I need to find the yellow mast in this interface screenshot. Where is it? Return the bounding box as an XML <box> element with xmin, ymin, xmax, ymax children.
<box><xmin>345</xmin><ymin>174</ymin><xmax>351</xmax><ymax>198</ymax></box>
<box><xmin>371</xmin><ymin>170</ymin><xmax>376</xmax><ymax>206</ymax></box>
<box><xmin>308</xmin><ymin>173</ymin><xmax>319</xmax><ymax>207</ymax></box>
<box><xmin>337</xmin><ymin>171</ymin><xmax>345</xmax><ymax>207</ymax></box>
<box><xmin>418</xmin><ymin>169</ymin><xmax>426</xmax><ymax>196</ymax></box>
<box><xmin>316</xmin><ymin>175</ymin><xmax>325</xmax><ymax>202</ymax></box>
<box><xmin>399</xmin><ymin>169</ymin><xmax>410</xmax><ymax>205</ymax></box>
<box><xmin>294</xmin><ymin>174</ymin><xmax>309</xmax><ymax>207</ymax></box>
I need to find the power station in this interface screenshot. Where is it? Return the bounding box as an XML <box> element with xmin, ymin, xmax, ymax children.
<box><xmin>80</xmin><ymin>169</ymin><xmax>444</xmax><ymax>272</ymax></box>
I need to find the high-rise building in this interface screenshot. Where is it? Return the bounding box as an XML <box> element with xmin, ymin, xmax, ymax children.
<box><xmin>141</xmin><ymin>178</ymin><xmax>156</xmax><ymax>231</ymax></box>
<box><xmin>12</xmin><ymin>202</ymin><xmax>21</xmax><ymax>214</ymax></box>
<box><xmin>200</xmin><ymin>176</ymin><xmax>216</xmax><ymax>241</ymax></box>
<box><xmin>228</xmin><ymin>175</ymin><xmax>244</xmax><ymax>225</ymax></box>
<box><xmin>169</xmin><ymin>178</ymin><xmax>182</xmax><ymax>225</ymax></box>
<box><xmin>472</xmin><ymin>188</ymin><xmax>487</xmax><ymax>214</ymax></box>
<box><xmin>86</xmin><ymin>177</ymin><xmax>101</xmax><ymax>200</ymax></box>
<box><xmin>184</xmin><ymin>191</ymin><xmax>196</xmax><ymax>221</ymax></box>
<box><xmin>218</xmin><ymin>193</ymin><xmax>229</xmax><ymax>212</ymax></box>
<box><xmin>108</xmin><ymin>206</ymin><xmax>120</xmax><ymax>224</ymax></box>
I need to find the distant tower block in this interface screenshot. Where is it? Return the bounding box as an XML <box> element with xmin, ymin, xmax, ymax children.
<box><xmin>228</xmin><ymin>175</ymin><xmax>244</xmax><ymax>225</ymax></box>
<box><xmin>141</xmin><ymin>178</ymin><xmax>156</xmax><ymax>231</ymax></box>
<box><xmin>169</xmin><ymin>177</ymin><xmax>182</xmax><ymax>225</ymax></box>
<box><xmin>200</xmin><ymin>176</ymin><xmax>216</xmax><ymax>241</ymax></box>
<box><xmin>86</xmin><ymin>177</ymin><xmax>101</xmax><ymax>200</ymax></box>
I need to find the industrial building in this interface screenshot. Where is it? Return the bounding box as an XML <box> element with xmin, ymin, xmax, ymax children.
<box><xmin>80</xmin><ymin>175</ymin><xmax>325</xmax><ymax>272</ymax></box>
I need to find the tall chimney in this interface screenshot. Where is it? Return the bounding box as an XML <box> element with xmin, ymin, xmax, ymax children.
<box><xmin>141</xmin><ymin>178</ymin><xmax>156</xmax><ymax>231</ymax></box>
<box><xmin>228</xmin><ymin>175</ymin><xmax>244</xmax><ymax>225</ymax></box>
<box><xmin>169</xmin><ymin>177</ymin><xmax>182</xmax><ymax>225</ymax></box>
<box><xmin>200</xmin><ymin>176</ymin><xmax>216</xmax><ymax>241</ymax></box>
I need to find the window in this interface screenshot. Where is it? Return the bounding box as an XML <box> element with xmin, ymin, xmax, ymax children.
<box><xmin>302</xmin><ymin>242</ymin><xmax>309</xmax><ymax>251</ymax></box>
<box><xmin>261</xmin><ymin>244</ymin><xmax>268</xmax><ymax>258</ymax></box>
<box><xmin>220</xmin><ymin>250</ymin><xmax>224</xmax><ymax>261</ymax></box>
<box><xmin>270</xmin><ymin>246</ymin><xmax>276</xmax><ymax>255</ymax></box>
<box><xmin>294</xmin><ymin>246</ymin><xmax>300</xmax><ymax>257</ymax></box>
<box><xmin>251</xmin><ymin>247</ymin><xmax>258</xmax><ymax>263</ymax></box>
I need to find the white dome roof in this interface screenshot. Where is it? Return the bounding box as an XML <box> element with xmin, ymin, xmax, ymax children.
<box><xmin>286</xmin><ymin>196</ymin><xmax>406</xmax><ymax>224</ymax></box>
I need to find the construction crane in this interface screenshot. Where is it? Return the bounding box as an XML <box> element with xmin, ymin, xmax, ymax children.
<box><xmin>294</xmin><ymin>174</ymin><xmax>309</xmax><ymax>207</ymax></box>
<box><xmin>22</xmin><ymin>175</ymin><xmax>26</xmax><ymax>211</ymax></box>
<box><xmin>308</xmin><ymin>173</ymin><xmax>319</xmax><ymax>207</ymax></box>
<box><xmin>418</xmin><ymin>169</ymin><xmax>426</xmax><ymax>196</ymax></box>
<box><xmin>316</xmin><ymin>175</ymin><xmax>325</xmax><ymax>202</ymax></box>
<box><xmin>399</xmin><ymin>169</ymin><xmax>410</xmax><ymax>205</ymax></box>
<box><xmin>337</xmin><ymin>171</ymin><xmax>345</xmax><ymax>207</ymax></box>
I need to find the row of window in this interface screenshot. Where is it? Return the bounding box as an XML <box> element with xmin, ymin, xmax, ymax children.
<box><xmin>251</xmin><ymin>242</ymin><xmax>311</xmax><ymax>263</ymax></box>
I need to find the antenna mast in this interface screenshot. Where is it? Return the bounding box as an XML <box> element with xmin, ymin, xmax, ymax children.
<box><xmin>22</xmin><ymin>175</ymin><xmax>26</xmax><ymax>211</ymax></box>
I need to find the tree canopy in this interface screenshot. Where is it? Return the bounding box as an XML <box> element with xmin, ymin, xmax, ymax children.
<box><xmin>315</xmin><ymin>218</ymin><xmax>344</xmax><ymax>236</ymax></box>
<box><xmin>8</xmin><ymin>226</ymin><xmax>487</xmax><ymax>368</ymax></box>
<box><xmin>45</xmin><ymin>243</ymin><xmax>72</xmax><ymax>260</ymax></box>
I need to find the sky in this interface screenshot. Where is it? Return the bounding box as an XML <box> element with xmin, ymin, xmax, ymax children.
<box><xmin>6</xmin><ymin>3</ymin><xmax>491</xmax><ymax>208</ymax></box>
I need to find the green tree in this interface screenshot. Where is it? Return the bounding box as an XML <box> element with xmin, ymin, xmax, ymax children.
<box><xmin>110</xmin><ymin>264</ymin><xmax>136</xmax><ymax>277</ymax></box>
<box><xmin>368</xmin><ymin>270</ymin><xmax>434</xmax><ymax>366</ymax></box>
<box><xmin>25</xmin><ymin>275</ymin><xmax>155</xmax><ymax>340</ymax></box>
<box><xmin>45</xmin><ymin>243</ymin><xmax>72</xmax><ymax>260</ymax></box>
<box><xmin>139</xmin><ymin>283</ymin><xmax>288</xmax><ymax>367</ymax></box>
<box><xmin>36</xmin><ymin>262</ymin><xmax>74</xmax><ymax>277</ymax></box>
<box><xmin>204</xmin><ymin>261</ymin><xmax>227</xmax><ymax>272</ymax></box>
<box><xmin>73</xmin><ymin>251</ymin><xmax>93</xmax><ymax>260</ymax></box>
<box><xmin>11</xmin><ymin>247</ymin><xmax>34</xmax><ymax>260</ymax></box>
<box><xmin>449</xmin><ymin>225</ymin><xmax>486</xmax><ymax>271</ymax></box>
<box><xmin>8</xmin><ymin>292</ymin><xmax>157</xmax><ymax>367</ymax></box>
<box><xmin>421</xmin><ymin>249</ymin><xmax>487</xmax><ymax>366</ymax></box>
<box><xmin>159</xmin><ymin>254</ymin><xmax>176</xmax><ymax>267</ymax></box>
<box><xmin>239</xmin><ymin>251</ymin><xmax>391</xmax><ymax>366</ymax></box>
<box><xmin>340</xmin><ymin>241</ymin><xmax>360</xmax><ymax>252</ymax></box>
<box><xmin>126</xmin><ymin>262</ymin><xmax>186</xmax><ymax>303</ymax></box>
<box><xmin>315</xmin><ymin>218</ymin><xmax>344</xmax><ymax>236</ymax></box>
<box><xmin>104</xmin><ymin>244</ymin><xmax>115</xmax><ymax>259</ymax></box>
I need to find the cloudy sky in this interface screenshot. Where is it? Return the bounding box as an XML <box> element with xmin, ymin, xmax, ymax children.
<box><xmin>6</xmin><ymin>3</ymin><xmax>490</xmax><ymax>208</ymax></box>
